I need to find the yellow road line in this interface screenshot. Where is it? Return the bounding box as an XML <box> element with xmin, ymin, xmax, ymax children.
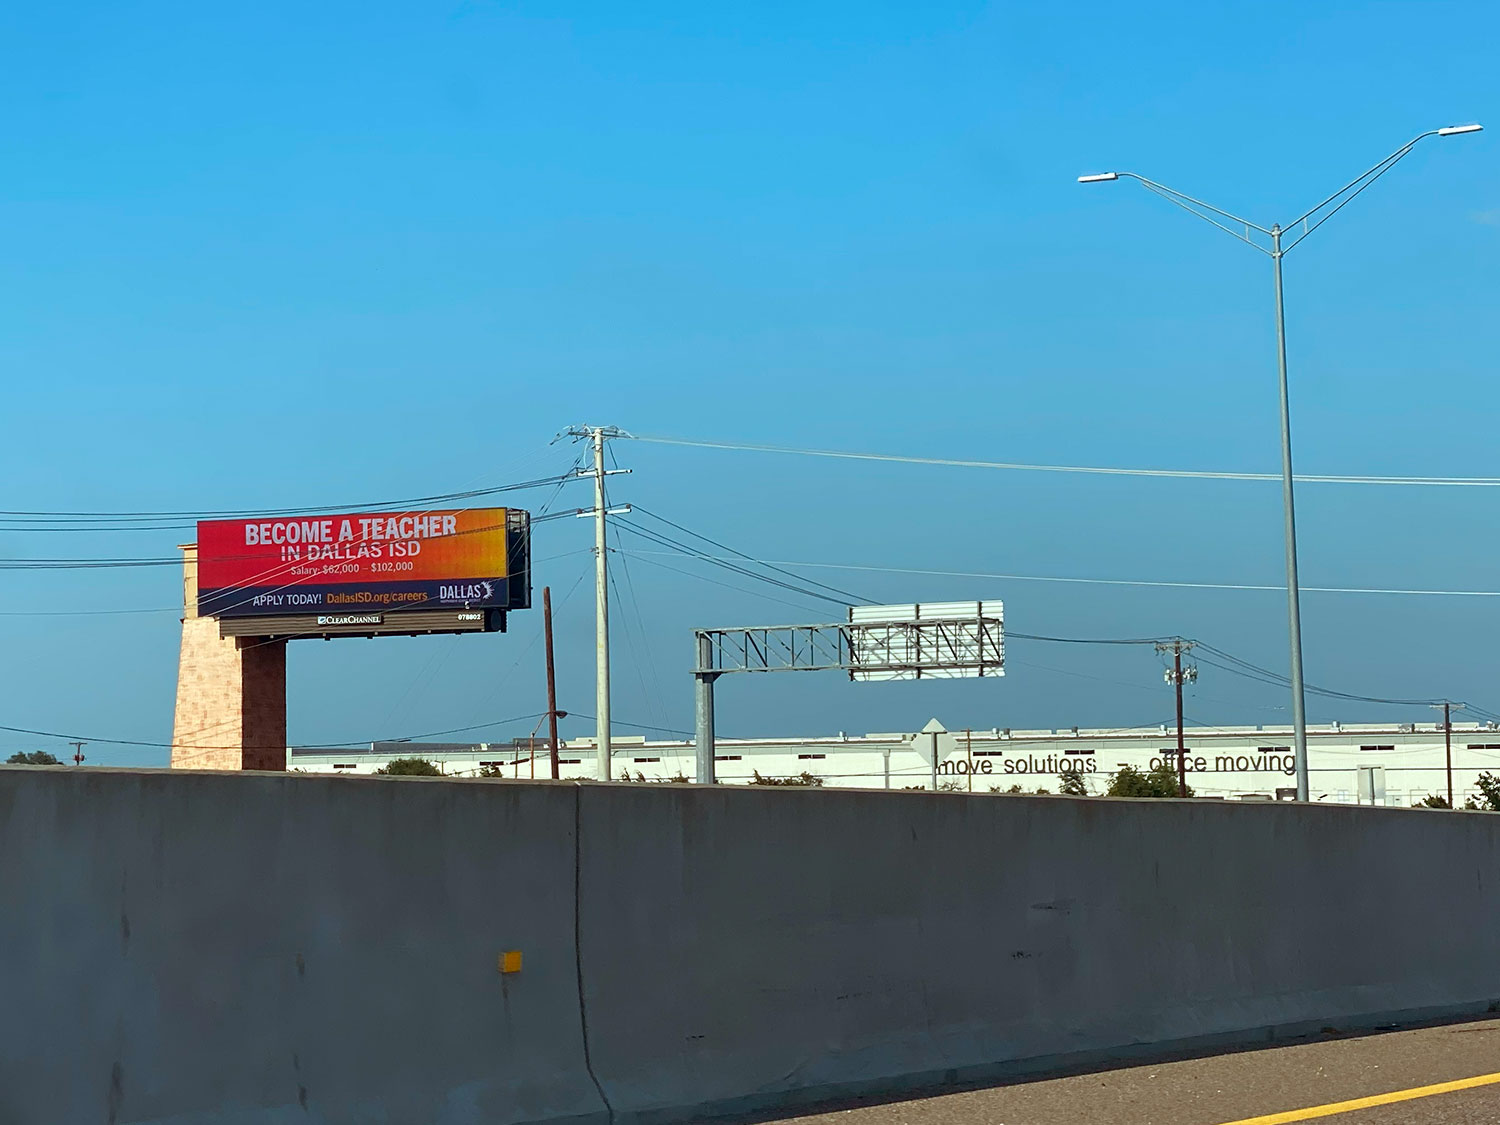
<box><xmin>1218</xmin><ymin>1070</ymin><xmax>1500</xmax><ymax>1124</ymax></box>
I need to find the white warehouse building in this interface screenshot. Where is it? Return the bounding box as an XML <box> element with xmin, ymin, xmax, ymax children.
<box><xmin>289</xmin><ymin>720</ymin><xmax>1500</xmax><ymax>806</ymax></box>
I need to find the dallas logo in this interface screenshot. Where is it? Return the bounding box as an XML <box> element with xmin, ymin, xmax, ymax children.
<box><xmin>438</xmin><ymin>581</ymin><xmax>494</xmax><ymax>602</ymax></box>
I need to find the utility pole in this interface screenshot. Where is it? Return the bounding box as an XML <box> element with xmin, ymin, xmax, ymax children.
<box><xmin>543</xmin><ymin>585</ymin><xmax>561</xmax><ymax>780</ymax></box>
<box><xmin>592</xmin><ymin>426</ymin><xmax>611</xmax><ymax>780</ymax></box>
<box><xmin>69</xmin><ymin>741</ymin><xmax>86</xmax><ymax>766</ymax></box>
<box><xmin>565</xmin><ymin>425</ymin><xmax>630</xmax><ymax>781</ymax></box>
<box><xmin>1432</xmin><ymin>701</ymin><xmax>1464</xmax><ymax>808</ymax></box>
<box><xmin>1157</xmin><ymin>640</ymin><xmax>1198</xmax><ymax>797</ymax></box>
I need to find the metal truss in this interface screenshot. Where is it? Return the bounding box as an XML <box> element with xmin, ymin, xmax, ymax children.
<box><xmin>693</xmin><ymin>616</ymin><xmax>1004</xmax><ymax>679</ymax></box>
<box><xmin>695</xmin><ymin>624</ymin><xmax>850</xmax><ymax>675</ymax></box>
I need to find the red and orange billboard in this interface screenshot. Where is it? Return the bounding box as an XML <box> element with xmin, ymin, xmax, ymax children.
<box><xmin>196</xmin><ymin>507</ymin><xmax>530</xmax><ymax>619</ymax></box>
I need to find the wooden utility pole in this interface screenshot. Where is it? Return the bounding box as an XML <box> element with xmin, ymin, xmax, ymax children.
<box><xmin>1157</xmin><ymin>640</ymin><xmax>1197</xmax><ymax>797</ymax></box>
<box><xmin>1432</xmin><ymin>700</ymin><xmax>1463</xmax><ymax>808</ymax></box>
<box><xmin>544</xmin><ymin>585</ymin><xmax>561</xmax><ymax>780</ymax></box>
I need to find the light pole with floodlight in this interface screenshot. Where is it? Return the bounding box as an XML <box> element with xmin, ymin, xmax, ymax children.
<box><xmin>1080</xmin><ymin>124</ymin><xmax>1483</xmax><ymax>801</ymax></box>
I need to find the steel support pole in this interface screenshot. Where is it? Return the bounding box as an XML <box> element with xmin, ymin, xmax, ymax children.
<box><xmin>930</xmin><ymin>731</ymin><xmax>938</xmax><ymax>792</ymax></box>
<box><xmin>1272</xmin><ymin>227</ymin><xmax>1311</xmax><ymax>802</ymax></box>
<box><xmin>592</xmin><ymin>427</ymin><xmax>612</xmax><ymax>781</ymax></box>
<box><xmin>695</xmin><ymin>632</ymin><xmax>717</xmax><ymax>784</ymax></box>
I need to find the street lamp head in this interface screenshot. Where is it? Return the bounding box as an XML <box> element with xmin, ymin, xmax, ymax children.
<box><xmin>1437</xmin><ymin>123</ymin><xmax>1483</xmax><ymax>136</ymax></box>
<box><xmin>1077</xmin><ymin>172</ymin><xmax>1120</xmax><ymax>183</ymax></box>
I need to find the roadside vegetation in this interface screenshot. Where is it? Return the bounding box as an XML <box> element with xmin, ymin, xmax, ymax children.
<box><xmin>6</xmin><ymin>751</ymin><xmax>60</xmax><ymax>765</ymax></box>
<box><xmin>1414</xmin><ymin>771</ymin><xmax>1500</xmax><ymax>810</ymax></box>
<box><xmin>374</xmin><ymin>757</ymin><xmax>444</xmax><ymax>776</ymax></box>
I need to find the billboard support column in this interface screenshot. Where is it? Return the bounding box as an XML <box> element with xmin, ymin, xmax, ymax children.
<box><xmin>171</xmin><ymin>544</ymin><xmax>287</xmax><ymax>771</ymax></box>
<box><xmin>694</xmin><ymin>632</ymin><xmax>719</xmax><ymax>784</ymax></box>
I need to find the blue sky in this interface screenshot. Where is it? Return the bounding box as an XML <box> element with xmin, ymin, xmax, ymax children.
<box><xmin>1</xmin><ymin>1</ymin><xmax>1496</xmax><ymax>764</ymax></box>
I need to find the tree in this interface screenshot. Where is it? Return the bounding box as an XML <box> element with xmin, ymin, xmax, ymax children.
<box><xmin>1413</xmin><ymin>794</ymin><xmax>1452</xmax><ymax>809</ymax></box>
<box><xmin>1466</xmin><ymin>772</ymin><xmax>1500</xmax><ymax>811</ymax></box>
<box><xmin>617</xmin><ymin>770</ymin><xmax>692</xmax><ymax>784</ymax></box>
<box><xmin>750</xmin><ymin>771</ymin><xmax>823</xmax><ymax>787</ymax></box>
<box><xmin>375</xmin><ymin>757</ymin><xmax>443</xmax><ymax>776</ymax></box>
<box><xmin>7</xmin><ymin>751</ymin><xmax>60</xmax><ymax>765</ymax></box>
<box><xmin>1106</xmin><ymin>762</ymin><xmax>1191</xmax><ymax>798</ymax></box>
<box><xmin>1057</xmin><ymin>771</ymin><xmax>1089</xmax><ymax>797</ymax></box>
<box><xmin>989</xmin><ymin>783</ymin><xmax>1052</xmax><ymax>795</ymax></box>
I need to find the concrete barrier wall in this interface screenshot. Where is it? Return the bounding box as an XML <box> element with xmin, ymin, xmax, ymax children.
<box><xmin>0</xmin><ymin>768</ymin><xmax>603</xmax><ymax>1125</ymax></box>
<box><xmin>4</xmin><ymin>767</ymin><xmax>1500</xmax><ymax>1124</ymax></box>
<box><xmin>576</xmin><ymin>785</ymin><xmax>1500</xmax><ymax>1121</ymax></box>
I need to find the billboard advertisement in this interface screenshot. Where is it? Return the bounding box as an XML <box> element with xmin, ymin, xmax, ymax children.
<box><xmin>196</xmin><ymin>507</ymin><xmax>530</xmax><ymax>619</ymax></box>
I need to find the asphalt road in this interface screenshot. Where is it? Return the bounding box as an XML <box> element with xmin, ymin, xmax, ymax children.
<box><xmin>754</xmin><ymin>1017</ymin><xmax>1500</xmax><ymax>1125</ymax></box>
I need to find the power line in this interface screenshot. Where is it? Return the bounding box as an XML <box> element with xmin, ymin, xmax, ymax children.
<box><xmin>612</xmin><ymin>550</ymin><xmax>1500</xmax><ymax>600</ymax></box>
<box><xmin>612</xmin><ymin>521</ymin><xmax>854</xmax><ymax>608</ymax></box>
<box><xmin>1191</xmin><ymin>643</ymin><xmax>1452</xmax><ymax>709</ymax></box>
<box><xmin>622</xmin><ymin>550</ymin><xmax>842</xmax><ymax>616</ymax></box>
<box><xmin>0</xmin><ymin>711</ymin><xmax>553</xmax><ymax>754</ymax></box>
<box><xmin>0</xmin><ymin>475</ymin><xmax>575</xmax><ymax>526</ymax></box>
<box><xmin>1008</xmin><ymin>631</ymin><xmax>1169</xmax><ymax>645</ymax></box>
<box><xmin>628</xmin><ymin>434</ymin><xmax>1500</xmax><ymax>489</ymax></box>
<box><xmin>631</xmin><ymin>505</ymin><xmax>875</xmax><ymax>606</ymax></box>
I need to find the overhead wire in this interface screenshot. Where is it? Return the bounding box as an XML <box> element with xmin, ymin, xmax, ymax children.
<box><xmin>607</xmin><ymin>550</ymin><xmax>1500</xmax><ymax>600</ymax></box>
<box><xmin>612</xmin><ymin>521</ymin><xmax>853</xmax><ymax>609</ymax></box>
<box><xmin>627</xmin><ymin>434</ymin><xmax>1500</xmax><ymax>489</ymax></box>
<box><xmin>622</xmin><ymin>551</ymin><xmax>842</xmax><ymax>616</ymax></box>
<box><xmin>630</xmin><ymin>504</ymin><xmax>875</xmax><ymax>606</ymax></box>
<box><xmin>0</xmin><ymin>711</ymin><xmax>552</xmax><ymax>754</ymax></box>
<box><xmin>605</xmin><ymin>452</ymin><xmax>670</xmax><ymax>727</ymax></box>
<box><xmin>0</xmin><ymin>475</ymin><xmax>575</xmax><ymax>527</ymax></box>
<box><xmin>1192</xmin><ymin>642</ymin><xmax>1452</xmax><ymax>708</ymax></box>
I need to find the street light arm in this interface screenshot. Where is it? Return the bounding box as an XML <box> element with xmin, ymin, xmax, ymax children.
<box><xmin>1089</xmin><ymin>172</ymin><xmax>1274</xmax><ymax>254</ymax></box>
<box><xmin>1283</xmin><ymin>131</ymin><xmax>1439</xmax><ymax>235</ymax></box>
<box><xmin>1279</xmin><ymin>132</ymin><xmax>1444</xmax><ymax>254</ymax></box>
<box><xmin>1119</xmin><ymin>173</ymin><xmax>1275</xmax><ymax>235</ymax></box>
<box><xmin>1131</xmin><ymin>178</ymin><xmax>1273</xmax><ymax>254</ymax></box>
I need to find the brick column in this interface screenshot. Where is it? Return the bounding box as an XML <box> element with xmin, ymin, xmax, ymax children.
<box><xmin>170</xmin><ymin>545</ymin><xmax>287</xmax><ymax>770</ymax></box>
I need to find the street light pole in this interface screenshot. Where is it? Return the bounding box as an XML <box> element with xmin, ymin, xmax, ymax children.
<box><xmin>1270</xmin><ymin>224</ymin><xmax>1311</xmax><ymax>800</ymax></box>
<box><xmin>1079</xmin><ymin>124</ymin><xmax>1483</xmax><ymax>801</ymax></box>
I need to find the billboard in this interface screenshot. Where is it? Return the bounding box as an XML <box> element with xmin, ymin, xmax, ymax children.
<box><xmin>847</xmin><ymin>601</ymin><xmax>1004</xmax><ymax>681</ymax></box>
<box><xmin>196</xmin><ymin>508</ymin><xmax>530</xmax><ymax>620</ymax></box>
